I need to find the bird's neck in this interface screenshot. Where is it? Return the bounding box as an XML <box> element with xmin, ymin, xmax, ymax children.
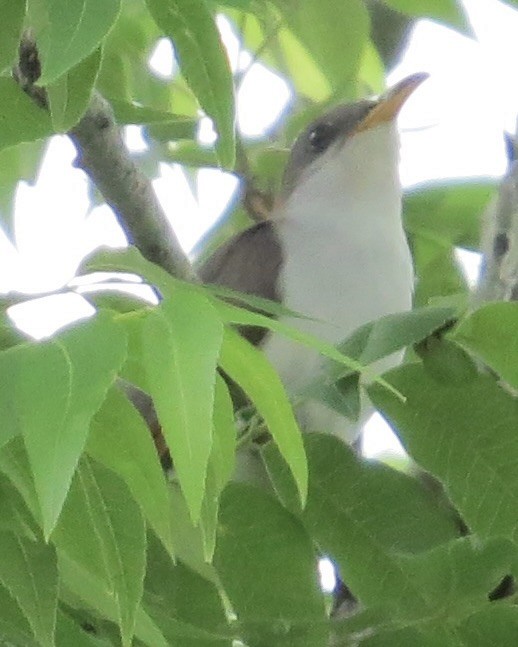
<box><xmin>271</xmin><ymin>122</ymin><xmax>412</xmax><ymax>331</ymax></box>
<box><xmin>277</xmin><ymin>123</ymin><xmax>402</xmax><ymax>235</ymax></box>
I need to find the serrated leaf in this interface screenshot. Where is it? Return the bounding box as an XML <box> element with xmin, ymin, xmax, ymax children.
<box><xmin>0</xmin><ymin>532</ymin><xmax>57</xmax><ymax>647</ymax></box>
<box><xmin>214</xmin><ymin>483</ymin><xmax>328</xmax><ymax>647</ymax></box>
<box><xmin>54</xmin><ymin>458</ymin><xmax>146</xmax><ymax>647</ymax></box>
<box><xmin>452</xmin><ymin>302</ymin><xmax>518</xmax><ymax>390</ymax></box>
<box><xmin>39</xmin><ymin>0</ymin><xmax>121</xmax><ymax>84</ymax></box>
<box><xmin>0</xmin><ymin>1</ymin><xmax>26</xmax><ymax>73</ymax></box>
<box><xmin>88</xmin><ymin>386</ymin><xmax>175</xmax><ymax>557</ymax></box>
<box><xmin>369</xmin><ymin>364</ymin><xmax>518</xmax><ymax>542</ymax></box>
<box><xmin>47</xmin><ymin>47</ymin><xmax>102</xmax><ymax>131</ymax></box>
<box><xmin>219</xmin><ymin>328</ymin><xmax>308</xmax><ymax>506</ymax></box>
<box><xmin>263</xmin><ymin>434</ymin><xmax>459</xmax><ymax>612</ymax></box>
<box><xmin>0</xmin><ymin>78</ymin><xmax>53</xmax><ymax>150</ymax></box>
<box><xmin>142</xmin><ymin>290</ymin><xmax>223</xmax><ymax>523</ymax></box>
<box><xmin>145</xmin><ymin>0</ymin><xmax>235</xmax><ymax>167</ymax></box>
<box><xmin>0</xmin><ymin>313</ymin><xmax>127</xmax><ymax>538</ymax></box>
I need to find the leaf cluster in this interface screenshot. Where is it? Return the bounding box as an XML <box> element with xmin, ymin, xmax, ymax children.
<box><xmin>0</xmin><ymin>1</ymin><xmax>517</xmax><ymax>646</ymax></box>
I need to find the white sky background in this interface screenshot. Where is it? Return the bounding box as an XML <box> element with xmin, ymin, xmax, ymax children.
<box><xmin>2</xmin><ymin>0</ymin><xmax>518</xmax><ymax>457</ymax></box>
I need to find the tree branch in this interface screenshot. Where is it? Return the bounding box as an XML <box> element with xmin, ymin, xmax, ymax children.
<box><xmin>16</xmin><ymin>32</ymin><xmax>197</xmax><ymax>282</ymax></box>
<box><xmin>476</xmin><ymin>124</ymin><xmax>518</xmax><ymax>302</ymax></box>
<box><xmin>68</xmin><ymin>93</ymin><xmax>197</xmax><ymax>281</ymax></box>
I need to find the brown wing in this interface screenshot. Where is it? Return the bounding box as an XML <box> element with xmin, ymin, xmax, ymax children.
<box><xmin>199</xmin><ymin>221</ymin><xmax>283</xmax><ymax>345</ymax></box>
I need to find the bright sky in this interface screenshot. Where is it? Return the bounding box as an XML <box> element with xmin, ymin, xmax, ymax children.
<box><xmin>2</xmin><ymin>0</ymin><xmax>517</xmax><ymax>456</ymax></box>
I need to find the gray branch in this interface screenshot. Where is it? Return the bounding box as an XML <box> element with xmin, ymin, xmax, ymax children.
<box><xmin>476</xmin><ymin>120</ymin><xmax>518</xmax><ymax>302</ymax></box>
<box><xmin>16</xmin><ymin>32</ymin><xmax>196</xmax><ymax>282</ymax></box>
<box><xmin>69</xmin><ymin>93</ymin><xmax>197</xmax><ymax>282</ymax></box>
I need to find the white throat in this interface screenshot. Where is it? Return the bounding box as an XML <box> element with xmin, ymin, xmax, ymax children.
<box><xmin>264</xmin><ymin>123</ymin><xmax>414</xmax><ymax>438</ymax></box>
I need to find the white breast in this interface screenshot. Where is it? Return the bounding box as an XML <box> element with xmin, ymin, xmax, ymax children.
<box><xmin>263</xmin><ymin>123</ymin><xmax>413</xmax><ymax>440</ymax></box>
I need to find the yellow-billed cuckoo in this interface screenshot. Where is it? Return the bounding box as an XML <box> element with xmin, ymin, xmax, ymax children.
<box><xmin>200</xmin><ymin>73</ymin><xmax>428</xmax><ymax>442</ymax></box>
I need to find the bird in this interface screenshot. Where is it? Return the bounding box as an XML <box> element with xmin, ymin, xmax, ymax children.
<box><xmin>199</xmin><ymin>73</ymin><xmax>428</xmax><ymax>442</ymax></box>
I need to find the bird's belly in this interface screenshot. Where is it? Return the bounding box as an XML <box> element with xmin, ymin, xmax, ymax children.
<box><xmin>263</xmin><ymin>220</ymin><xmax>413</xmax><ymax>438</ymax></box>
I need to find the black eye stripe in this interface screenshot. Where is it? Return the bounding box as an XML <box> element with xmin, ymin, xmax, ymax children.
<box><xmin>307</xmin><ymin>123</ymin><xmax>337</xmax><ymax>154</ymax></box>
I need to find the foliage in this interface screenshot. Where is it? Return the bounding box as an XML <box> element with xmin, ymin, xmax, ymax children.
<box><xmin>0</xmin><ymin>0</ymin><xmax>516</xmax><ymax>646</ymax></box>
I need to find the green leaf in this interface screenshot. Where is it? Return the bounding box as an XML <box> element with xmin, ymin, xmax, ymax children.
<box><xmin>411</xmin><ymin>236</ymin><xmax>468</xmax><ymax>306</ymax></box>
<box><xmin>144</xmin><ymin>533</ymin><xmax>231</xmax><ymax>646</ymax></box>
<box><xmin>54</xmin><ymin>458</ymin><xmax>146</xmax><ymax>647</ymax></box>
<box><xmin>1</xmin><ymin>313</ymin><xmax>127</xmax><ymax>538</ymax></box>
<box><xmin>142</xmin><ymin>290</ymin><xmax>223</xmax><ymax>523</ymax></box>
<box><xmin>276</xmin><ymin>26</ymin><xmax>331</xmax><ymax>101</ymax></box>
<box><xmin>333</xmin><ymin>305</ymin><xmax>457</xmax><ymax>378</ymax></box>
<box><xmin>0</xmin><ymin>582</ymin><xmax>39</xmax><ymax>647</ymax></box>
<box><xmin>0</xmin><ymin>438</ymin><xmax>41</xmax><ymax>524</ymax></box>
<box><xmin>214</xmin><ymin>483</ymin><xmax>328</xmax><ymax>647</ymax></box>
<box><xmin>83</xmin><ymin>246</ymin><xmax>178</xmax><ymax>296</ymax></box>
<box><xmin>263</xmin><ymin>434</ymin><xmax>459</xmax><ymax>611</ymax></box>
<box><xmin>169</xmin><ymin>484</ymin><xmax>218</xmax><ymax>582</ymax></box>
<box><xmin>381</xmin><ymin>0</ymin><xmax>470</xmax><ymax>34</ymax></box>
<box><xmin>403</xmin><ymin>180</ymin><xmax>495</xmax><ymax>252</ymax></box>
<box><xmin>110</xmin><ymin>99</ymin><xmax>197</xmax><ymax>133</ymax></box>
<box><xmin>215</xmin><ymin>300</ymin><xmax>366</xmax><ymax>375</ymax></box>
<box><xmin>0</xmin><ymin>140</ymin><xmax>46</xmax><ymax>239</ymax></box>
<box><xmin>369</xmin><ymin>364</ymin><xmax>518</xmax><ymax>542</ymax></box>
<box><xmin>199</xmin><ymin>376</ymin><xmax>236</xmax><ymax>561</ymax></box>
<box><xmin>274</xmin><ymin>0</ymin><xmax>369</xmax><ymax>94</ymax></box>
<box><xmin>39</xmin><ymin>0</ymin><xmax>121</xmax><ymax>84</ymax></box>
<box><xmin>394</xmin><ymin>537</ymin><xmax>515</xmax><ymax>620</ymax></box>
<box><xmin>452</xmin><ymin>302</ymin><xmax>518</xmax><ymax>390</ymax></box>
<box><xmin>47</xmin><ymin>47</ymin><xmax>102</xmax><ymax>131</ymax></box>
<box><xmin>145</xmin><ymin>0</ymin><xmax>235</xmax><ymax>167</ymax></box>
<box><xmin>58</xmin><ymin>553</ymin><xmax>169</xmax><ymax>647</ymax></box>
<box><xmin>219</xmin><ymin>328</ymin><xmax>308</xmax><ymax>506</ymax></box>
<box><xmin>0</xmin><ymin>532</ymin><xmax>57</xmax><ymax>647</ymax></box>
<box><xmin>359</xmin><ymin>624</ymin><xmax>456</xmax><ymax>646</ymax></box>
<box><xmin>0</xmin><ymin>472</ymin><xmax>39</xmax><ymax>539</ymax></box>
<box><xmin>163</xmin><ymin>140</ymin><xmax>219</xmax><ymax>166</ymax></box>
<box><xmin>56</xmin><ymin>610</ymin><xmax>113</xmax><ymax>646</ymax></box>
<box><xmin>0</xmin><ymin>78</ymin><xmax>53</xmax><ymax>150</ymax></box>
<box><xmin>210</xmin><ymin>375</ymin><xmax>236</xmax><ymax>491</ymax></box>
<box><xmin>215</xmin><ymin>300</ymin><xmax>403</xmax><ymax>400</ymax></box>
<box><xmin>88</xmin><ymin>386</ymin><xmax>175</xmax><ymax>557</ymax></box>
<box><xmin>0</xmin><ymin>0</ymin><xmax>26</xmax><ymax>73</ymax></box>
<box><xmin>458</xmin><ymin>605</ymin><xmax>518</xmax><ymax>646</ymax></box>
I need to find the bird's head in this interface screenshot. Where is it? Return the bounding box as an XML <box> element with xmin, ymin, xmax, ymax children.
<box><xmin>279</xmin><ymin>73</ymin><xmax>429</xmax><ymax>213</ymax></box>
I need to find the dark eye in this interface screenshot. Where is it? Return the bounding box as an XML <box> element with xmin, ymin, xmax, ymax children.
<box><xmin>308</xmin><ymin>123</ymin><xmax>337</xmax><ymax>153</ymax></box>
